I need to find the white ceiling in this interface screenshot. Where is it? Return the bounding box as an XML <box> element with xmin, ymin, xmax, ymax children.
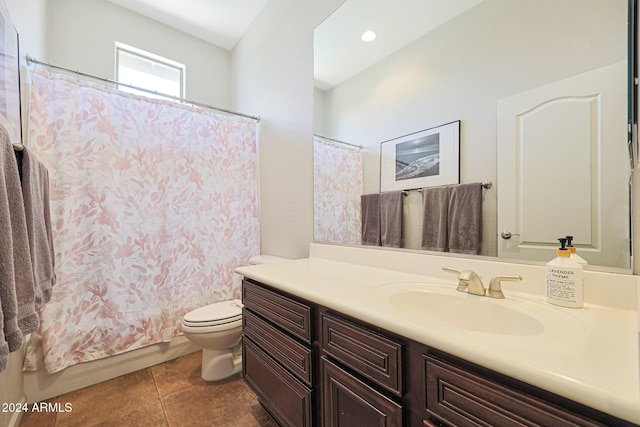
<box><xmin>314</xmin><ymin>0</ymin><xmax>483</xmax><ymax>90</ymax></box>
<box><xmin>106</xmin><ymin>0</ymin><xmax>482</xmax><ymax>89</ymax></box>
<box><xmin>106</xmin><ymin>0</ymin><xmax>269</xmax><ymax>51</ymax></box>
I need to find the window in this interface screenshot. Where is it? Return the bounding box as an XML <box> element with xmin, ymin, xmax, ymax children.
<box><xmin>115</xmin><ymin>42</ymin><xmax>185</xmax><ymax>99</ymax></box>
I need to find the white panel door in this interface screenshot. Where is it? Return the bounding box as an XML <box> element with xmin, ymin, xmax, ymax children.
<box><xmin>497</xmin><ymin>61</ymin><xmax>630</xmax><ymax>268</ymax></box>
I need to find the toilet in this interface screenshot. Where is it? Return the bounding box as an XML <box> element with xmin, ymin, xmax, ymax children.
<box><xmin>181</xmin><ymin>255</ymin><xmax>290</xmax><ymax>381</ymax></box>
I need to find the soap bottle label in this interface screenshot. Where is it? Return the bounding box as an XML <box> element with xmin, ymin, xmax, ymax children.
<box><xmin>546</xmin><ymin>266</ymin><xmax>583</xmax><ymax>308</ymax></box>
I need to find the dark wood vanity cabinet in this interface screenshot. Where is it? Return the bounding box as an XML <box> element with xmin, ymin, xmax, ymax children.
<box><xmin>242</xmin><ymin>279</ymin><xmax>315</xmax><ymax>427</ymax></box>
<box><xmin>420</xmin><ymin>352</ymin><xmax>640</xmax><ymax>427</ymax></box>
<box><xmin>242</xmin><ymin>279</ymin><xmax>637</xmax><ymax>427</ymax></box>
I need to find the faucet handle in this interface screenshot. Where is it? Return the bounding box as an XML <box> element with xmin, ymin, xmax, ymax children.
<box><xmin>442</xmin><ymin>267</ymin><xmax>470</xmax><ymax>292</ymax></box>
<box><xmin>442</xmin><ymin>266</ymin><xmax>462</xmax><ymax>275</ymax></box>
<box><xmin>487</xmin><ymin>274</ymin><xmax>523</xmax><ymax>299</ymax></box>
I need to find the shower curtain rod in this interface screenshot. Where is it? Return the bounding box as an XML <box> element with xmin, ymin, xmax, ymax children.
<box><xmin>25</xmin><ymin>54</ymin><xmax>260</xmax><ymax>122</ymax></box>
<box><xmin>314</xmin><ymin>134</ymin><xmax>363</xmax><ymax>150</ymax></box>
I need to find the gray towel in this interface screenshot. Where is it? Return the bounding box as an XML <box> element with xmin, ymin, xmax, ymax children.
<box><xmin>448</xmin><ymin>183</ymin><xmax>483</xmax><ymax>255</ymax></box>
<box><xmin>21</xmin><ymin>148</ymin><xmax>56</xmax><ymax>310</ymax></box>
<box><xmin>361</xmin><ymin>193</ymin><xmax>380</xmax><ymax>246</ymax></box>
<box><xmin>380</xmin><ymin>191</ymin><xmax>403</xmax><ymax>248</ymax></box>
<box><xmin>421</xmin><ymin>185</ymin><xmax>450</xmax><ymax>252</ymax></box>
<box><xmin>0</xmin><ymin>136</ymin><xmax>12</xmax><ymax>370</ymax></box>
<box><xmin>0</xmin><ymin>124</ymin><xmax>35</xmax><ymax>360</ymax></box>
<box><xmin>0</xmin><ymin>298</ymin><xmax>6</xmax><ymax>372</ymax></box>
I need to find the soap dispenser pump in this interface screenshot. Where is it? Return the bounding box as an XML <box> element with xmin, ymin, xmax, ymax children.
<box><xmin>546</xmin><ymin>237</ymin><xmax>584</xmax><ymax>308</ymax></box>
<box><xmin>565</xmin><ymin>235</ymin><xmax>588</xmax><ymax>266</ymax></box>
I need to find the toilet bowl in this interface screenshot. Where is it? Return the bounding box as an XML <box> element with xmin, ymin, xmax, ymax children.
<box><xmin>182</xmin><ymin>255</ymin><xmax>290</xmax><ymax>381</ymax></box>
<box><xmin>182</xmin><ymin>299</ymin><xmax>243</xmax><ymax>381</ymax></box>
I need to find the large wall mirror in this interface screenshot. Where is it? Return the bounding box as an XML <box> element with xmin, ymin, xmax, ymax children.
<box><xmin>313</xmin><ymin>0</ymin><xmax>632</xmax><ymax>270</ymax></box>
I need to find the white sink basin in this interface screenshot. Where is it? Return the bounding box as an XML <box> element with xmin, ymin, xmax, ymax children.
<box><xmin>373</xmin><ymin>282</ymin><xmax>584</xmax><ymax>336</ymax></box>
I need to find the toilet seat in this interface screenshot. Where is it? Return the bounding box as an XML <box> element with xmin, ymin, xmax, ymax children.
<box><xmin>183</xmin><ymin>299</ymin><xmax>243</xmax><ymax>328</ymax></box>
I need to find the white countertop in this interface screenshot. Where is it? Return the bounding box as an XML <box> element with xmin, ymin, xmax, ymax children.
<box><xmin>236</xmin><ymin>256</ymin><xmax>640</xmax><ymax>425</ymax></box>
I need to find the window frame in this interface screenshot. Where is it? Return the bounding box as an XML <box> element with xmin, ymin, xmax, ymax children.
<box><xmin>115</xmin><ymin>42</ymin><xmax>186</xmax><ymax>99</ymax></box>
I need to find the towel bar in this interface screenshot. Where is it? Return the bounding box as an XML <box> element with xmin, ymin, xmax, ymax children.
<box><xmin>403</xmin><ymin>181</ymin><xmax>492</xmax><ymax>194</ymax></box>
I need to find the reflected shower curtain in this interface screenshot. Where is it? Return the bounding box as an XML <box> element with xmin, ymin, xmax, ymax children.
<box><xmin>24</xmin><ymin>69</ymin><xmax>259</xmax><ymax>373</ymax></box>
<box><xmin>313</xmin><ymin>136</ymin><xmax>363</xmax><ymax>244</ymax></box>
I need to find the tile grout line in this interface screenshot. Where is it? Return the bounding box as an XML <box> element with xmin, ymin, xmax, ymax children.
<box><xmin>149</xmin><ymin>367</ymin><xmax>171</xmax><ymax>427</ymax></box>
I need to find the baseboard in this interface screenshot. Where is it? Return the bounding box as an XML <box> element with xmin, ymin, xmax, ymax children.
<box><xmin>0</xmin><ymin>340</ymin><xmax>28</xmax><ymax>427</ymax></box>
<box><xmin>5</xmin><ymin>396</ymin><xmax>26</xmax><ymax>427</ymax></box>
<box><xmin>23</xmin><ymin>336</ymin><xmax>200</xmax><ymax>403</ymax></box>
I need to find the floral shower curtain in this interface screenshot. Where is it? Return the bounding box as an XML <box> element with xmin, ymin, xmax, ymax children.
<box><xmin>313</xmin><ymin>136</ymin><xmax>363</xmax><ymax>245</ymax></box>
<box><xmin>23</xmin><ymin>69</ymin><xmax>259</xmax><ymax>374</ymax></box>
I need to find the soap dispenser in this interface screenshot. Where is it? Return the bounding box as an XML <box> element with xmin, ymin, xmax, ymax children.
<box><xmin>565</xmin><ymin>235</ymin><xmax>588</xmax><ymax>266</ymax></box>
<box><xmin>546</xmin><ymin>237</ymin><xmax>584</xmax><ymax>308</ymax></box>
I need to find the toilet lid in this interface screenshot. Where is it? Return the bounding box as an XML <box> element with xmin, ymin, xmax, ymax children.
<box><xmin>183</xmin><ymin>299</ymin><xmax>242</xmax><ymax>325</ymax></box>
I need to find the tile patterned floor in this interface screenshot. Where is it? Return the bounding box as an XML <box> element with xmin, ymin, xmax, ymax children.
<box><xmin>19</xmin><ymin>351</ymin><xmax>278</xmax><ymax>427</ymax></box>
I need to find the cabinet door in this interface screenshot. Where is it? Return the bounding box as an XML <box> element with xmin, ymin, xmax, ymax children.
<box><xmin>244</xmin><ymin>338</ymin><xmax>313</xmax><ymax>427</ymax></box>
<box><xmin>322</xmin><ymin>357</ymin><xmax>402</xmax><ymax>427</ymax></box>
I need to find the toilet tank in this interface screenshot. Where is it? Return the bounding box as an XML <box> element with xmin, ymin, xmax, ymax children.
<box><xmin>233</xmin><ymin>255</ymin><xmax>291</xmax><ymax>289</ymax></box>
<box><xmin>248</xmin><ymin>255</ymin><xmax>291</xmax><ymax>265</ymax></box>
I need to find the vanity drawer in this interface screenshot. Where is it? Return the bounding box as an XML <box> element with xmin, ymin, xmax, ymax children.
<box><xmin>242</xmin><ymin>279</ymin><xmax>312</xmax><ymax>344</ymax></box>
<box><xmin>424</xmin><ymin>354</ymin><xmax>602</xmax><ymax>427</ymax></box>
<box><xmin>243</xmin><ymin>338</ymin><xmax>313</xmax><ymax>427</ymax></box>
<box><xmin>321</xmin><ymin>312</ymin><xmax>403</xmax><ymax>396</ymax></box>
<box><xmin>243</xmin><ymin>308</ymin><xmax>313</xmax><ymax>386</ymax></box>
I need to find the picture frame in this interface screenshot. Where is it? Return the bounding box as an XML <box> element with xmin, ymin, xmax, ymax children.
<box><xmin>0</xmin><ymin>1</ymin><xmax>22</xmax><ymax>146</ymax></box>
<box><xmin>380</xmin><ymin>120</ymin><xmax>460</xmax><ymax>192</ymax></box>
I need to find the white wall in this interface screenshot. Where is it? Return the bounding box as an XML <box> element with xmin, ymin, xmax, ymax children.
<box><xmin>318</xmin><ymin>0</ymin><xmax>626</xmax><ymax>257</ymax></box>
<box><xmin>231</xmin><ymin>0</ymin><xmax>344</xmax><ymax>259</ymax></box>
<box><xmin>5</xmin><ymin>0</ymin><xmax>48</xmax><ymax>149</ymax></box>
<box><xmin>1</xmin><ymin>4</ymin><xmax>48</xmax><ymax>425</ymax></box>
<box><xmin>6</xmin><ymin>0</ymin><xmax>47</xmax><ymax>60</ymax></box>
<box><xmin>47</xmin><ymin>0</ymin><xmax>230</xmax><ymax>108</ymax></box>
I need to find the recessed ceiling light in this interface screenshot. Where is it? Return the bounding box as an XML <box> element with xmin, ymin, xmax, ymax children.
<box><xmin>361</xmin><ymin>30</ymin><xmax>377</xmax><ymax>42</ymax></box>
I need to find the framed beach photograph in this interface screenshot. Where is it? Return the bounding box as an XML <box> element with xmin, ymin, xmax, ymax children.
<box><xmin>380</xmin><ymin>120</ymin><xmax>460</xmax><ymax>192</ymax></box>
<box><xmin>0</xmin><ymin>0</ymin><xmax>22</xmax><ymax>146</ymax></box>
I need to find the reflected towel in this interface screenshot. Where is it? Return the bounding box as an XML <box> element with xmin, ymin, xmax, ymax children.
<box><xmin>380</xmin><ymin>191</ymin><xmax>403</xmax><ymax>248</ymax></box>
<box><xmin>421</xmin><ymin>185</ymin><xmax>450</xmax><ymax>252</ymax></box>
<box><xmin>21</xmin><ymin>148</ymin><xmax>56</xmax><ymax>311</ymax></box>
<box><xmin>361</xmin><ymin>193</ymin><xmax>380</xmax><ymax>246</ymax></box>
<box><xmin>448</xmin><ymin>183</ymin><xmax>483</xmax><ymax>255</ymax></box>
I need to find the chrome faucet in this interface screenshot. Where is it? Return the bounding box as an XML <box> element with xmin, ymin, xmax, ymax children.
<box><xmin>442</xmin><ymin>267</ymin><xmax>522</xmax><ymax>298</ymax></box>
